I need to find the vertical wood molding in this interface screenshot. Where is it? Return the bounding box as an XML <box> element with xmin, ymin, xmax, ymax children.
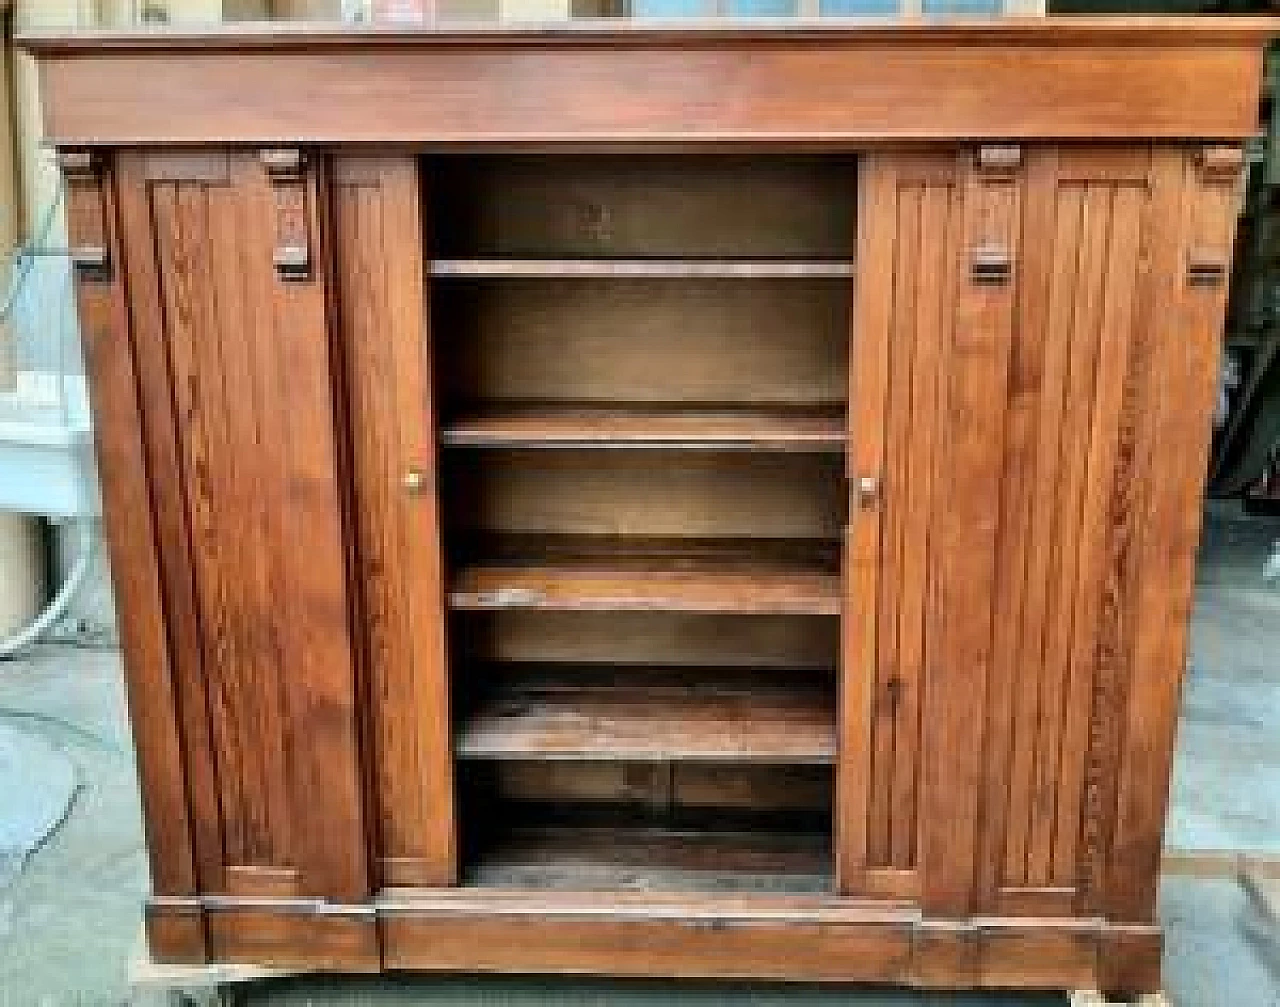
<box><xmin>331</xmin><ymin>152</ymin><xmax>459</xmax><ymax>888</ymax></box>
<box><xmin>253</xmin><ymin>149</ymin><xmax>371</xmax><ymax>901</ymax></box>
<box><xmin>920</xmin><ymin>145</ymin><xmax>1022</xmax><ymax>917</ymax></box>
<box><xmin>976</xmin><ymin>146</ymin><xmax>1058</xmax><ymax>912</ymax></box>
<box><xmin>63</xmin><ymin>147</ymin><xmax>207</xmax><ymax>958</ymax></box>
<box><xmin>114</xmin><ymin>149</ymin><xmax>229</xmax><ymax>899</ymax></box>
<box><xmin>837</xmin><ymin>153</ymin><xmax>895</xmax><ymax>894</ymax></box>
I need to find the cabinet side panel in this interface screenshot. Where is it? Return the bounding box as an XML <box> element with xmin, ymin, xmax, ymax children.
<box><xmin>331</xmin><ymin>154</ymin><xmax>458</xmax><ymax>889</ymax></box>
<box><xmin>1104</xmin><ymin>146</ymin><xmax>1242</xmax><ymax>923</ymax></box>
<box><xmin>66</xmin><ymin>153</ymin><xmax>202</xmax><ymax>916</ymax></box>
<box><xmin>115</xmin><ymin>151</ymin><xmax>227</xmax><ymax>903</ymax></box>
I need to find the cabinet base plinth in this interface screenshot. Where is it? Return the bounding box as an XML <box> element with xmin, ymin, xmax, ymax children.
<box><xmin>145</xmin><ymin>893</ymin><xmax>1163</xmax><ymax>992</ymax></box>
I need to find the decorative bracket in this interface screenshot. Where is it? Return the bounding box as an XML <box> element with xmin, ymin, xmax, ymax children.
<box><xmin>1188</xmin><ymin>145</ymin><xmax>1245</xmax><ymax>287</ymax></box>
<box><xmin>970</xmin><ymin>244</ymin><xmax>1013</xmax><ymax>285</ymax></box>
<box><xmin>1197</xmin><ymin>144</ymin><xmax>1246</xmax><ymax>183</ymax></box>
<box><xmin>260</xmin><ymin>148</ymin><xmax>313</xmax><ymax>281</ymax></box>
<box><xmin>968</xmin><ymin>144</ymin><xmax>1021</xmax><ymax>286</ymax></box>
<box><xmin>1187</xmin><ymin>249</ymin><xmax>1230</xmax><ymax>287</ymax></box>
<box><xmin>975</xmin><ymin>143</ymin><xmax>1023</xmax><ymax>179</ymax></box>
<box><xmin>57</xmin><ymin>148</ymin><xmax>112</xmax><ymax>283</ymax></box>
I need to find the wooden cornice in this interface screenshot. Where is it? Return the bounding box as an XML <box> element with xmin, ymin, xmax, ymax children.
<box><xmin>19</xmin><ymin>17</ymin><xmax>1279</xmax><ymax>146</ymax></box>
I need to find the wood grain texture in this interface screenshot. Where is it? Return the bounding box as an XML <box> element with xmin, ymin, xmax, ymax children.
<box><xmin>920</xmin><ymin>148</ymin><xmax>1021</xmax><ymax>918</ymax></box>
<box><xmin>115</xmin><ymin>151</ymin><xmax>227</xmax><ymax>898</ymax></box>
<box><xmin>979</xmin><ymin>150</ymin><xmax>1151</xmax><ymax>912</ymax></box>
<box><xmin>24</xmin><ymin>22</ymin><xmax>1270</xmax><ymax>145</ymax></box>
<box><xmin>865</xmin><ymin>155</ymin><xmax>958</xmax><ymax>878</ymax></box>
<box><xmin>113</xmin><ymin>149</ymin><xmax>371</xmax><ymax>903</ymax></box>
<box><xmin>143</xmin><ymin>888</ymin><xmax>1165</xmax><ymax>989</ymax></box>
<box><xmin>451</xmin><ymin>554</ymin><xmax>842</xmax><ymax>616</ymax></box>
<box><xmin>1105</xmin><ymin>147</ymin><xmax>1243</xmax><ymax>924</ymax></box>
<box><xmin>332</xmin><ymin>154</ymin><xmax>458</xmax><ymax>889</ymax></box>
<box><xmin>66</xmin><ymin>154</ymin><xmax>202</xmax><ymax>918</ymax></box>
<box><xmin>836</xmin><ymin>154</ymin><xmax>892</xmax><ymax>896</ymax></box>
<box><xmin>457</xmin><ymin>670</ymin><xmax>836</xmax><ymax>763</ymax></box>
<box><xmin>46</xmin><ymin>19</ymin><xmax>1261</xmax><ymax>977</ymax></box>
<box><xmin>464</xmin><ymin>827</ymin><xmax>831</xmax><ymax>893</ymax></box>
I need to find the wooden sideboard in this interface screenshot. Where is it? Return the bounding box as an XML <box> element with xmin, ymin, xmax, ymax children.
<box><xmin>23</xmin><ymin>17</ymin><xmax>1276</xmax><ymax>994</ymax></box>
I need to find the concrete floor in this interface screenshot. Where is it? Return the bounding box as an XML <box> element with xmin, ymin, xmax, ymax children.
<box><xmin>0</xmin><ymin>508</ymin><xmax>1277</xmax><ymax>1006</ymax></box>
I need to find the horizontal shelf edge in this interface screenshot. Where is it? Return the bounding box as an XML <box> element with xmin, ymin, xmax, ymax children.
<box><xmin>429</xmin><ymin>259</ymin><xmax>856</xmax><ymax>278</ymax></box>
<box><xmin>440</xmin><ymin>409</ymin><xmax>848</xmax><ymax>451</ymax></box>
<box><xmin>455</xmin><ymin>689</ymin><xmax>836</xmax><ymax>763</ymax></box>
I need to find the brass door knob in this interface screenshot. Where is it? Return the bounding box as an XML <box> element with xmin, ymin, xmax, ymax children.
<box><xmin>402</xmin><ymin>468</ymin><xmax>428</xmax><ymax>493</ymax></box>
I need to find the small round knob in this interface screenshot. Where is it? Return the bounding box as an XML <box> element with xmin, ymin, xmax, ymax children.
<box><xmin>855</xmin><ymin>475</ymin><xmax>881</xmax><ymax>509</ymax></box>
<box><xmin>402</xmin><ymin>468</ymin><xmax>428</xmax><ymax>493</ymax></box>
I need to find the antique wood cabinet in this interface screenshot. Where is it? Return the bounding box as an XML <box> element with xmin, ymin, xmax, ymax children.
<box><xmin>23</xmin><ymin>17</ymin><xmax>1275</xmax><ymax>993</ymax></box>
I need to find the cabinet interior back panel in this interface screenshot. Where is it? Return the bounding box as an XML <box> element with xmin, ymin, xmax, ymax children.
<box><xmin>457</xmin><ymin>611</ymin><xmax>840</xmax><ymax>669</ymax></box>
<box><xmin>428</xmin><ymin>154</ymin><xmax>857</xmax><ymax>259</ymax></box>
<box><xmin>433</xmin><ymin>278</ymin><xmax>850</xmax><ymax>408</ymax></box>
<box><xmin>443</xmin><ymin>450</ymin><xmax>845</xmax><ymax>540</ymax></box>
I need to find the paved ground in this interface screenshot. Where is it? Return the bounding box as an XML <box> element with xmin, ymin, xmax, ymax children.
<box><xmin>0</xmin><ymin>507</ymin><xmax>1277</xmax><ymax>1006</ymax></box>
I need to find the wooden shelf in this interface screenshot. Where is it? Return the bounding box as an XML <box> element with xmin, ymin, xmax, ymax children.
<box><xmin>448</xmin><ymin>536</ymin><xmax>842</xmax><ymax>616</ymax></box>
<box><xmin>456</xmin><ymin>668</ymin><xmax>836</xmax><ymax>764</ymax></box>
<box><xmin>440</xmin><ymin>407</ymin><xmax>847</xmax><ymax>452</ymax></box>
<box><xmin>464</xmin><ymin>826</ymin><xmax>832</xmax><ymax>893</ymax></box>
<box><xmin>429</xmin><ymin>259</ymin><xmax>855</xmax><ymax>279</ymax></box>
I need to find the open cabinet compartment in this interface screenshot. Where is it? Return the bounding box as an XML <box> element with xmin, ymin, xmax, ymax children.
<box><xmin>428</xmin><ymin>152</ymin><xmax>856</xmax><ymax>895</ymax></box>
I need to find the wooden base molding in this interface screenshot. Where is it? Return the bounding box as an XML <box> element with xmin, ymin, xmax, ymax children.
<box><xmin>149</xmin><ymin>892</ymin><xmax>1161</xmax><ymax>991</ymax></box>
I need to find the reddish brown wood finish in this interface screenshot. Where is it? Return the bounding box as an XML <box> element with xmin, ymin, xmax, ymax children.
<box><xmin>22</xmin><ymin>21</ymin><xmax>1272</xmax><ymax>146</ymax></box>
<box><xmin>35</xmin><ymin>19</ymin><xmax>1268</xmax><ymax>993</ymax></box>
<box><xmin>330</xmin><ymin>154</ymin><xmax>459</xmax><ymax>890</ymax></box>
<box><xmin>108</xmin><ymin>149</ymin><xmax>374</xmax><ymax>913</ymax></box>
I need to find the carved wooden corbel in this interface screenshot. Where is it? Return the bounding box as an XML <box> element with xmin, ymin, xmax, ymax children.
<box><xmin>261</xmin><ymin>148</ymin><xmax>313</xmax><ymax>281</ymax></box>
<box><xmin>57</xmin><ymin>148</ymin><xmax>111</xmax><ymax>283</ymax></box>
<box><xmin>969</xmin><ymin>144</ymin><xmax>1022</xmax><ymax>286</ymax></box>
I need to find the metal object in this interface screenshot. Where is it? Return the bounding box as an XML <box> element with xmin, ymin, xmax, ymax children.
<box><xmin>402</xmin><ymin>468</ymin><xmax>428</xmax><ymax>493</ymax></box>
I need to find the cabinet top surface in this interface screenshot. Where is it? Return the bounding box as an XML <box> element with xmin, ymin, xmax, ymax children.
<box><xmin>19</xmin><ymin>16</ymin><xmax>1278</xmax><ymax>52</ymax></box>
<box><xmin>23</xmin><ymin>16</ymin><xmax>1278</xmax><ymax>145</ymax></box>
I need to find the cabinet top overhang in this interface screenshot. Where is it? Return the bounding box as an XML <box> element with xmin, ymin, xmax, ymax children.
<box><xmin>22</xmin><ymin>17</ymin><xmax>1278</xmax><ymax>146</ymax></box>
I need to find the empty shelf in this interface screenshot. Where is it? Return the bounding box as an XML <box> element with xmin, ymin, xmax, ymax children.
<box><xmin>440</xmin><ymin>407</ymin><xmax>847</xmax><ymax>452</ymax></box>
<box><xmin>450</xmin><ymin>564</ymin><xmax>840</xmax><ymax>616</ymax></box>
<box><xmin>456</xmin><ymin>677</ymin><xmax>836</xmax><ymax>764</ymax></box>
<box><xmin>464</xmin><ymin>826</ymin><xmax>832</xmax><ymax>893</ymax></box>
